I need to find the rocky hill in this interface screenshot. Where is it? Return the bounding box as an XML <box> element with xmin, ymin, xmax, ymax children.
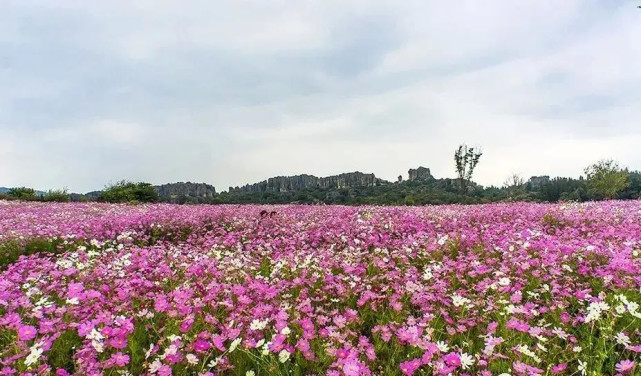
<box><xmin>229</xmin><ymin>172</ymin><xmax>388</xmax><ymax>193</ymax></box>
<box><xmin>408</xmin><ymin>167</ymin><xmax>434</xmax><ymax>181</ymax></box>
<box><xmin>155</xmin><ymin>182</ymin><xmax>216</xmax><ymax>203</ymax></box>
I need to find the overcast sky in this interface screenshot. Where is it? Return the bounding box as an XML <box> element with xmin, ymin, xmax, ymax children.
<box><xmin>1</xmin><ymin>1</ymin><xmax>640</xmax><ymax>193</ymax></box>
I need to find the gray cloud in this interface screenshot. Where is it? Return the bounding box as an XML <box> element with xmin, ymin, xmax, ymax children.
<box><xmin>1</xmin><ymin>0</ymin><xmax>640</xmax><ymax>192</ymax></box>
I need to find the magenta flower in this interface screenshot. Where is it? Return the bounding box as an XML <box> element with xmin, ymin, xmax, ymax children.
<box><xmin>443</xmin><ymin>352</ymin><xmax>461</xmax><ymax>368</ymax></box>
<box><xmin>157</xmin><ymin>365</ymin><xmax>172</xmax><ymax>376</ymax></box>
<box><xmin>18</xmin><ymin>325</ymin><xmax>37</xmax><ymax>341</ymax></box>
<box><xmin>193</xmin><ymin>339</ymin><xmax>210</xmax><ymax>353</ymax></box>
<box><xmin>550</xmin><ymin>363</ymin><xmax>567</xmax><ymax>374</ymax></box>
<box><xmin>399</xmin><ymin>359</ymin><xmax>421</xmax><ymax>376</ymax></box>
<box><xmin>110</xmin><ymin>352</ymin><xmax>130</xmax><ymax>367</ymax></box>
<box><xmin>343</xmin><ymin>360</ymin><xmax>361</xmax><ymax>376</ymax></box>
<box><xmin>1</xmin><ymin>368</ymin><xmax>16</xmax><ymax>376</ymax></box>
<box><xmin>616</xmin><ymin>360</ymin><xmax>635</xmax><ymax>374</ymax></box>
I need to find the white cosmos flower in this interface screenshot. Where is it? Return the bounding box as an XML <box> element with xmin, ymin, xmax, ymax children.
<box><xmin>250</xmin><ymin>319</ymin><xmax>268</xmax><ymax>331</ymax></box>
<box><xmin>65</xmin><ymin>298</ymin><xmax>80</xmax><ymax>305</ymax></box>
<box><xmin>451</xmin><ymin>294</ymin><xmax>471</xmax><ymax>308</ymax></box>
<box><xmin>460</xmin><ymin>352</ymin><xmax>474</xmax><ymax>370</ymax></box>
<box><xmin>87</xmin><ymin>328</ymin><xmax>104</xmax><ymax>340</ymax></box>
<box><xmin>436</xmin><ymin>341</ymin><xmax>449</xmax><ymax>352</ymax></box>
<box><xmin>24</xmin><ymin>345</ymin><xmax>43</xmax><ymax>366</ymax></box>
<box><xmin>578</xmin><ymin>360</ymin><xmax>587</xmax><ymax>376</ymax></box>
<box><xmin>186</xmin><ymin>353</ymin><xmax>198</xmax><ymax>365</ymax></box>
<box><xmin>229</xmin><ymin>338</ymin><xmax>242</xmax><ymax>353</ymax></box>
<box><xmin>246</xmin><ymin>371</ymin><xmax>256</xmax><ymax>376</ymax></box>
<box><xmin>145</xmin><ymin>343</ymin><xmax>154</xmax><ymax>359</ymax></box>
<box><xmin>149</xmin><ymin>360</ymin><xmax>162</xmax><ymax>373</ymax></box>
<box><xmin>498</xmin><ymin>277</ymin><xmax>511</xmax><ymax>286</ymax></box>
<box><xmin>616</xmin><ymin>332</ymin><xmax>631</xmax><ymax>347</ymax></box>
<box><xmin>91</xmin><ymin>340</ymin><xmax>104</xmax><ymax>353</ymax></box>
<box><xmin>261</xmin><ymin>343</ymin><xmax>270</xmax><ymax>356</ymax></box>
<box><xmin>278</xmin><ymin>349</ymin><xmax>290</xmax><ymax>363</ymax></box>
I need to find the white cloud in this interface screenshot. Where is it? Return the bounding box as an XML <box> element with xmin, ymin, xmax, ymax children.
<box><xmin>89</xmin><ymin>121</ymin><xmax>147</xmax><ymax>144</ymax></box>
<box><xmin>1</xmin><ymin>0</ymin><xmax>640</xmax><ymax>192</ymax></box>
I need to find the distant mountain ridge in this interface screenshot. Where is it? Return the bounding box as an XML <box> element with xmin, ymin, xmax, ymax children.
<box><xmin>6</xmin><ymin>166</ymin><xmax>635</xmax><ymax>206</ymax></box>
<box><xmin>229</xmin><ymin>171</ymin><xmax>388</xmax><ymax>193</ymax></box>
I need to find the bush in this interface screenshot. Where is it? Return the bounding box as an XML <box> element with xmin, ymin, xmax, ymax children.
<box><xmin>6</xmin><ymin>187</ymin><xmax>36</xmax><ymax>200</ymax></box>
<box><xmin>98</xmin><ymin>181</ymin><xmax>159</xmax><ymax>203</ymax></box>
<box><xmin>584</xmin><ymin>159</ymin><xmax>629</xmax><ymax>200</ymax></box>
<box><xmin>43</xmin><ymin>189</ymin><xmax>70</xmax><ymax>202</ymax></box>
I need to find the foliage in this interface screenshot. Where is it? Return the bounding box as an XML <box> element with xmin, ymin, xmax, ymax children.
<box><xmin>6</xmin><ymin>187</ymin><xmax>37</xmax><ymax>200</ymax></box>
<box><xmin>98</xmin><ymin>180</ymin><xmax>159</xmax><ymax>203</ymax></box>
<box><xmin>584</xmin><ymin>159</ymin><xmax>629</xmax><ymax>200</ymax></box>
<box><xmin>535</xmin><ymin>177</ymin><xmax>587</xmax><ymax>202</ymax></box>
<box><xmin>454</xmin><ymin>144</ymin><xmax>482</xmax><ymax>194</ymax></box>
<box><xmin>43</xmin><ymin>189</ymin><xmax>70</xmax><ymax>202</ymax></box>
<box><xmin>503</xmin><ymin>174</ymin><xmax>526</xmax><ymax>201</ymax></box>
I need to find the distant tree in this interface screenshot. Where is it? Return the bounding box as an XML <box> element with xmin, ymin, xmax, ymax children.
<box><xmin>584</xmin><ymin>159</ymin><xmax>629</xmax><ymax>200</ymax></box>
<box><xmin>538</xmin><ymin>177</ymin><xmax>586</xmax><ymax>202</ymax></box>
<box><xmin>503</xmin><ymin>173</ymin><xmax>525</xmax><ymax>200</ymax></box>
<box><xmin>98</xmin><ymin>181</ymin><xmax>159</xmax><ymax>203</ymax></box>
<box><xmin>43</xmin><ymin>188</ymin><xmax>70</xmax><ymax>202</ymax></box>
<box><xmin>397</xmin><ymin>175</ymin><xmax>403</xmax><ymax>183</ymax></box>
<box><xmin>454</xmin><ymin>144</ymin><xmax>482</xmax><ymax>193</ymax></box>
<box><xmin>7</xmin><ymin>187</ymin><xmax>36</xmax><ymax>200</ymax></box>
<box><xmin>503</xmin><ymin>173</ymin><xmax>524</xmax><ymax>189</ymax></box>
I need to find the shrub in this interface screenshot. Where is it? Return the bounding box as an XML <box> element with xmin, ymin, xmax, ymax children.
<box><xmin>6</xmin><ymin>187</ymin><xmax>36</xmax><ymax>200</ymax></box>
<box><xmin>43</xmin><ymin>189</ymin><xmax>70</xmax><ymax>202</ymax></box>
<box><xmin>98</xmin><ymin>180</ymin><xmax>159</xmax><ymax>203</ymax></box>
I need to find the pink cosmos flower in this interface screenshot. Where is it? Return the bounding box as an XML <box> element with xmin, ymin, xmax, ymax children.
<box><xmin>18</xmin><ymin>325</ymin><xmax>37</xmax><ymax>341</ymax></box>
<box><xmin>108</xmin><ymin>337</ymin><xmax>128</xmax><ymax>349</ymax></box>
<box><xmin>1</xmin><ymin>368</ymin><xmax>16</xmax><ymax>376</ymax></box>
<box><xmin>343</xmin><ymin>360</ymin><xmax>361</xmax><ymax>376</ymax></box>
<box><xmin>399</xmin><ymin>359</ymin><xmax>421</xmax><ymax>376</ymax></box>
<box><xmin>616</xmin><ymin>360</ymin><xmax>635</xmax><ymax>374</ymax></box>
<box><xmin>110</xmin><ymin>352</ymin><xmax>130</xmax><ymax>367</ymax></box>
<box><xmin>157</xmin><ymin>365</ymin><xmax>172</xmax><ymax>376</ymax></box>
<box><xmin>193</xmin><ymin>339</ymin><xmax>210</xmax><ymax>353</ymax></box>
<box><xmin>550</xmin><ymin>363</ymin><xmax>567</xmax><ymax>374</ymax></box>
<box><xmin>443</xmin><ymin>352</ymin><xmax>461</xmax><ymax>368</ymax></box>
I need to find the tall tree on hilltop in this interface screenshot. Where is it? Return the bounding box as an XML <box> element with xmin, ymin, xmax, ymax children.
<box><xmin>454</xmin><ymin>143</ymin><xmax>482</xmax><ymax>193</ymax></box>
<box><xmin>584</xmin><ymin>159</ymin><xmax>629</xmax><ymax>200</ymax></box>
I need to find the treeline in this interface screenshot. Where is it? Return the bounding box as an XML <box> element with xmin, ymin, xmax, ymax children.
<box><xmin>211</xmin><ymin>171</ymin><xmax>641</xmax><ymax>206</ymax></box>
<box><xmin>2</xmin><ymin>159</ymin><xmax>640</xmax><ymax>206</ymax></box>
<box><xmin>0</xmin><ymin>187</ymin><xmax>70</xmax><ymax>202</ymax></box>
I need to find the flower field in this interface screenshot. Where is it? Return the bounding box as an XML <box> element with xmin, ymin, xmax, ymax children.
<box><xmin>1</xmin><ymin>201</ymin><xmax>641</xmax><ymax>375</ymax></box>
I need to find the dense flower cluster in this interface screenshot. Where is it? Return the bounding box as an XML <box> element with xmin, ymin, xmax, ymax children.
<box><xmin>1</xmin><ymin>201</ymin><xmax>641</xmax><ymax>375</ymax></box>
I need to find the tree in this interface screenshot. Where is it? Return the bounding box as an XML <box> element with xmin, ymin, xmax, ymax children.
<box><xmin>7</xmin><ymin>187</ymin><xmax>36</xmax><ymax>200</ymax></box>
<box><xmin>503</xmin><ymin>173</ymin><xmax>525</xmax><ymax>200</ymax></box>
<box><xmin>98</xmin><ymin>181</ymin><xmax>159</xmax><ymax>203</ymax></box>
<box><xmin>454</xmin><ymin>144</ymin><xmax>482</xmax><ymax>193</ymax></box>
<box><xmin>584</xmin><ymin>159</ymin><xmax>629</xmax><ymax>200</ymax></box>
<box><xmin>43</xmin><ymin>188</ymin><xmax>70</xmax><ymax>202</ymax></box>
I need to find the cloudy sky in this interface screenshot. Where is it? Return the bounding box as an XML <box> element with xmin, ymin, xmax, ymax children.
<box><xmin>1</xmin><ymin>1</ymin><xmax>640</xmax><ymax>193</ymax></box>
